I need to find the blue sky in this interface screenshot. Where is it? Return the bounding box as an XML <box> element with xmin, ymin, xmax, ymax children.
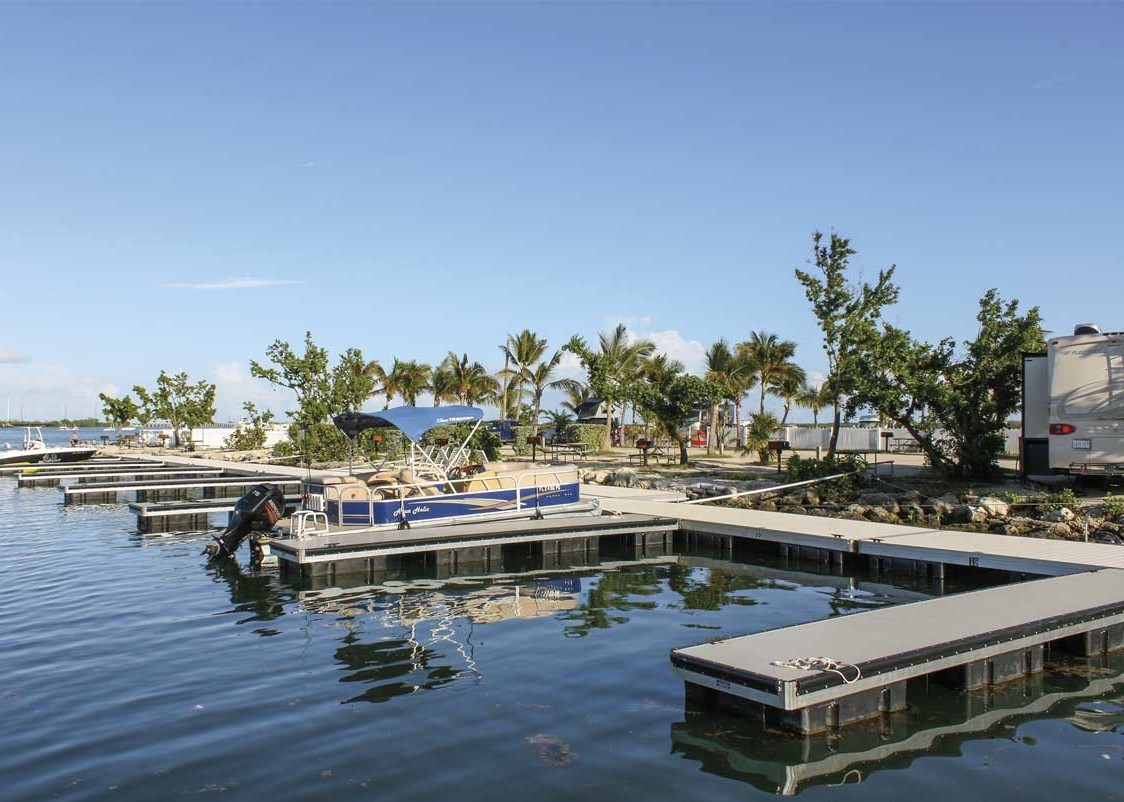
<box><xmin>1</xmin><ymin>3</ymin><xmax>1121</xmax><ymax>421</ymax></box>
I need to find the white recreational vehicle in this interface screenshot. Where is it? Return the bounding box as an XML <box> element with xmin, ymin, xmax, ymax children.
<box><xmin>1023</xmin><ymin>324</ymin><xmax>1124</xmax><ymax>477</ymax></box>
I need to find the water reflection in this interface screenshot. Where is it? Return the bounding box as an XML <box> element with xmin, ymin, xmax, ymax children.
<box><xmin>671</xmin><ymin>651</ymin><xmax>1124</xmax><ymax>795</ymax></box>
<box><xmin>207</xmin><ymin>559</ymin><xmax>295</xmax><ymax>631</ymax></box>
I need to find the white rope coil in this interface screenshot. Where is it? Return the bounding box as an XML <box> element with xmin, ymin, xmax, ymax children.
<box><xmin>771</xmin><ymin>656</ymin><xmax>863</xmax><ymax>684</ymax></box>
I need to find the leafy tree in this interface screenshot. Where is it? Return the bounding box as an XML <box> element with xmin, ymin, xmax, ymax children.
<box><xmin>223</xmin><ymin>402</ymin><xmax>276</xmax><ymax>450</ymax></box>
<box><xmin>133</xmin><ymin>371</ymin><xmax>216</xmax><ymax>446</ymax></box>
<box><xmin>331</xmin><ymin>348</ymin><xmax>380</xmax><ymax>414</ymax></box>
<box><xmin>565</xmin><ymin>324</ymin><xmax>654</xmax><ymax>450</ymax></box>
<box><xmin>633</xmin><ymin>371</ymin><xmax>722</xmax><ymax>465</ymax></box>
<box><xmin>559</xmin><ymin>381</ymin><xmax>593</xmax><ymax>416</ymax></box>
<box><xmin>850</xmin><ymin>289</ymin><xmax>1045</xmax><ymax>479</ymax></box>
<box><xmin>251</xmin><ymin>332</ymin><xmax>333</xmax><ymax>425</ymax></box>
<box><xmin>794</xmin><ymin>231</ymin><xmax>899</xmax><ymax>456</ymax></box>
<box><xmin>98</xmin><ymin>392</ymin><xmax>139</xmax><ymax>439</ymax></box>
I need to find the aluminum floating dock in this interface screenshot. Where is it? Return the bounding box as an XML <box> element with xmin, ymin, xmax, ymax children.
<box><xmin>671</xmin><ymin>568</ymin><xmax>1124</xmax><ymax>733</ymax></box>
<box><xmin>61</xmin><ymin>474</ymin><xmax>301</xmax><ymax>502</ymax></box>
<box><xmin>129</xmin><ymin>495</ymin><xmax>304</xmax><ymax>533</ymax></box>
<box><xmin>19</xmin><ymin>465</ymin><xmax>226</xmax><ymax>487</ymax></box>
<box><xmin>266</xmin><ymin>513</ymin><xmax>679</xmax><ymax>581</ymax></box>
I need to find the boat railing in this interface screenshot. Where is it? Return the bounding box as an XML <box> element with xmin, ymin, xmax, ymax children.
<box><xmin>312</xmin><ymin>465</ymin><xmax>579</xmax><ymax>527</ymax></box>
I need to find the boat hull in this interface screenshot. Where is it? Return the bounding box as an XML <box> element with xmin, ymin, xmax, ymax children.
<box><xmin>0</xmin><ymin>447</ymin><xmax>97</xmax><ymax>467</ymax></box>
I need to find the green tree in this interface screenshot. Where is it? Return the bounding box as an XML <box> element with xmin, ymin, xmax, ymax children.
<box><xmin>633</xmin><ymin>373</ymin><xmax>722</xmax><ymax>465</ymax></box>
<box><xmin>223</xmin><ymin>402</ymin><xmax>276</xmax><ymax>450</ymax></box>
<box><xmin>773</xmin><ymin>365</ymin><xmax>808</xmax><ymax>427</ymax></box>
<box><xmin>98</xmin><ymin>392</ymin><xmax>139</xmax><ymax>439</ymax></box>
<box><xmin>704</xmin><ymin>340</ymin><xmax>756</xmax><ymax>454</ymax></box>
<box><xmin>738</xmin><ymin>331</ymin><xmax>802</xmax><ymax>415</ymax></box>
<box><xmin>524</xmin><ymin>352</ymin><xmax>566</xmax><ymax>433</ymax></box>
<box><xmin>502</xmin><ymin>330</ymin><xmax>549</xmax><ymax>419</ymax></box>
<box><xmin>251</xmin><ymin>332</ymin><xmax>333</xmax><ymax>425</ymax></box>
<box><xmin>794</xmin><ymin>231</ymin><xmax>899</xmax><ymax>457</ymax></box>
<box><xmin>565</xmin><ymin>324</ymin><xmax>654</xmax><ymax>450</ymax></box>
<box><xmin>133</xmin><ymin>371</ymin><xmax>217</xmax><ymax>447</ymax></box>
<box><xmin>430</xmin><ymin>365</ymin><xmax>458</xmax><ymax>407</ymax></box>
<box><xmin>331</xmin><ymin>349</ymin><xmax>380</xmax><ymax>414</ymax></box>
<box><xmin>441</xmin><ymin>352</ymin><xmax>499</xmax><ymax>406</ymax></box>
<box><xmin>850</xmin><ymin>289</ymin><xmax>1045</xmax><ymax>479</ymax></box>
<box><xmin>795</xmin><ymin>379</ymin><xmax>833</xmax><ymax>427</ymax></box>
<box><xmin>390</xmin><ymin>359</ymin><xmax>432</xmax><ymax>406</ymax></box>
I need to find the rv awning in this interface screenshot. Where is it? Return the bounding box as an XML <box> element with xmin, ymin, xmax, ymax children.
<box><xmin>333</xmin><ymin>406</ymin><xmax>483</xmax><ymax>444</ymax></box>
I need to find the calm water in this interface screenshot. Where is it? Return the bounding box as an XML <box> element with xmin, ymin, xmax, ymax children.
<box><xmin>3</xmin><ymin>471</ymin><xmax>1124</xmax><ymax>801</ymax></box>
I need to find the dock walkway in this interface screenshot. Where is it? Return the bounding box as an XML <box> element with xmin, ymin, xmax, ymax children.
<box><xmin>672</xmin><ymin>568</ymin><xmax>1124</xmax><ymax>733</ymax></box>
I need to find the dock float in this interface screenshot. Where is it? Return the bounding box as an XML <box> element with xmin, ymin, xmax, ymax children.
<box><xmin>62</xmin><ymin>474</ymin><xmax>301</xmax><ymax>502</ymax></box>
<box><xmin>673</xmin><ymin>650</ymin><xmax>1124</xmax><ymax>795</ymax></box>
<box><xmin>671</xmin><ymin>568</ymin><xmax>1124</xmax><ymax>733</ymax></box>
<box><xmin>266</xmin><ymin>513</ymin><xmax>678</xmax><ymax>581</ymax></box>
<box><xmin>19</xmin><ymin>466</ymin><xmax>226</xmax><ymax>487</ymax></box>
<box><xmin>0</xmin><ymin>457</ymin><xmax>138</xmax><ymax>476</ymax></box>
<box><xmin>129</xmin><ymin>495</ymin><xmax>304</xmax><ymax>533</ymax></box>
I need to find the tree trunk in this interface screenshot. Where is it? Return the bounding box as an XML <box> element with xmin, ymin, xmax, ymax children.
<box><xmin>673</xmin><ymin>433</ymin><xmax>689</xmax><ymax>465</ymax></box>
<box><xmin>707</xmin><ymin>404</ymin><xmax>719</xmax><ymax>456</ymax></box>
<box><xmin>899</xmin><ymin>418</ymin><xmax>948</xmax><ymax>471</ymax></box>
<box><xmin>780</xmin><ymin>402</ymin><xmax>791</xmax><ymax>427</ymax></box>
<box><xmin>734</xmin><ymin>398</ymin><xmax>743</xmax><ymax>448</ymax></box>
<box><xmin>603</xmin><ymin>400</ymin><xmax>613</xmax><ymax>451</ymax></box>
<box><xmin>828</xmin><ymin>402</ymin><xmax>841</xmax><ymax>458</ymax></box>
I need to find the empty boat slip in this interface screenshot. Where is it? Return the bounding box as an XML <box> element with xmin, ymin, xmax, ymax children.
<box><xmin>671</xmin><ymin>568</ymin><xmax>1124</xmax><ymax>733</ymax></box>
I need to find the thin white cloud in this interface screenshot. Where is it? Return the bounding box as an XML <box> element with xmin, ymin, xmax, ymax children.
<box><xmin>1031</xmin><ymin>76</ymin><xmax>1073</xmax><ymax>90</ymax></box>
<box><xmin>0</xmin><ymin>347</ymin><xmax>29</xmax><ymax>364</ymax></box>
<box><xmin>162</xmin><ymin>277</ymin><xmax>305</xmax><ymax>290</ymax></box>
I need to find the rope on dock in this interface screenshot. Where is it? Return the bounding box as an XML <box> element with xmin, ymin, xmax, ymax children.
<box><xmin>770</xmin><ymin>656</ymin><xmax>863</xmax><ymax>684</ymax></box>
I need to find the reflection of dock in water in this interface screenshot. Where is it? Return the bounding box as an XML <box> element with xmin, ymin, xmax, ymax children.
<box><xmin>671</xmin><ymin>651</ymin><xmax>1124</xmax><ymax>795</ymax></box>
<box><xmin>293</xmin><ymin>556</ymin><xmax>678</xmax><ymax>704</ymax></box>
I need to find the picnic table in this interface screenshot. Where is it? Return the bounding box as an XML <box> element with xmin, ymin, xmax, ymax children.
<box><xmin>548</xmin><ymin>442</ymin><xmax>588</xmax><ymax>463</ymax></box>
<box><xmin>629</xmin><ymin>439</ymin><xmax>672</xmax><ymax>466</ymax></box>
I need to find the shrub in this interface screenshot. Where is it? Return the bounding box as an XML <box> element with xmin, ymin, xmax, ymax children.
<box><xmin>1102</xmin><ymin>493</ymin><xmax>1124</xmax><ymax>521</ymax></box>
<box><xmin>1040</xmin><ymin>488</ymin><xmax>1080</xmax><ymax>515</ymax></box>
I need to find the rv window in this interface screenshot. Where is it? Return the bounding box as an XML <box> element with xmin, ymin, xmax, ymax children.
<box><xmin>1053</xmin><ymin>345</ymin><xmax>1118</xmax><ymax>416</ymax></box>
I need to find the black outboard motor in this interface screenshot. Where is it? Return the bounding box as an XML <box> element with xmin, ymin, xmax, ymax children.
<box><xmin>204</xmin><ymin>484</ymin><xmax>287</xmax><ymax>561</ymax></box>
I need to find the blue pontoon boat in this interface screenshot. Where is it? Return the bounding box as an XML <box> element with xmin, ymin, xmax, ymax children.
<box><xmin>279</xmin><ymin>405</ymin><xmax>597</xmax><ymax>538</ymax></box>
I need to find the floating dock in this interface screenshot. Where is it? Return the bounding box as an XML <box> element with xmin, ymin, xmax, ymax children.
<box><xmin>266</xmin><ymin>513</ymin><xmax>678</xmax><ymax>582</ymax></box>
<box><xmin>671</xmin><ymin>568</ymin><xmax>1124</xmax><ymax>733</ymax></box>
<box><xmin>61</xmin><ymin>474</ymin><xmax>302</xmax><ymax>503</ymax></box>
<box><xmin>129</xmin><ymin>495</ymin><xmax>304</xmax><ymax>533</ymax></box>
<box><xmin>19</xmin><ymin>465</ymin><xmax>226</xmax><ymax>487</ymax></box>
<box><xmin>673</xmin><ymin>650</ymin><xmax>1124</xmax><ymax>795</ymax></box>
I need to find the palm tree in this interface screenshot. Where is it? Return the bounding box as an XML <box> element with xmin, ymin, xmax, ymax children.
<box><xmin>704</xmin><ymin>340</ymin><xmax>734</xmax><ymax>455</ymax></box>
<box><xmin>390</xmin><ymin>360</ymin><xmax>431</xmax><ymax>406</ymax></box>
<box><xmin>559</xmin><ymin>381</ymin><xmax>592</xmax><ymax>415</ymax></box>
<box><xmin>502</xmin><ymin>330</ymin><xmax>549</xmax><ymax>419</ymax></box>
<box><xmin>524</xmin><ymin>352</ymin><xmax>566</xmax><ymax>433</ymax></box>
<box><xmin>738</xmin><ymin>331</ymin><xmax>800</xmax><ymax>415</ymax></box>
<box><xmin>442</xmin><ymin>352</ymin><xmax>499</xmax><ymax>406</ymax></box>
<box><xmin>596</xmin><ymin>324</ymin><xmax>655</xmax><ymax>449</ymax></box>
<box><xmin>376</xmin><ymin>359</ymin><xmax>401</xmax><ymax>409</ymax></box>
<box><xmin>430</xmin><ymin>365</ymin><xmax>457</xmax><ymax>407</ymax></box>
<box><xmin>795</xmin><ymin>379</ymin><xmax>833</xmax><ymax>428</ymax></box>
<box><xmin>772</xmin><ymin>364</ymin><xmax>808</xmax><ymax>427</ymax></box>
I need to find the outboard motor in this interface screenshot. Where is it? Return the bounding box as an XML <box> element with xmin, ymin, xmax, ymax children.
<box><xmin>204</xmin><ymin>484</ymin><xmax>287</xmax><ymax>561</ymax></box>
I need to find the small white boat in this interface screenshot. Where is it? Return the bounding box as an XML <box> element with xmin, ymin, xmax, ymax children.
<box><xmin>0</xmin><ymin>427</ymin><xmax>98</xmax><ymax>466</ymax></box>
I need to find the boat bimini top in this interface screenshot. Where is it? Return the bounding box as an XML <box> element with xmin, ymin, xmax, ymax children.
<box><xmin>333</xmin><ymin>405</ymin><xmax>485</xmax><ymax>480</ymax></box>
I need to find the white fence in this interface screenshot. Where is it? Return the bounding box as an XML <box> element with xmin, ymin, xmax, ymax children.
<box><xmin>780</xmin><ymin>426</ymin><xmax>1021</xmax><ymax>456</ymax></box>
